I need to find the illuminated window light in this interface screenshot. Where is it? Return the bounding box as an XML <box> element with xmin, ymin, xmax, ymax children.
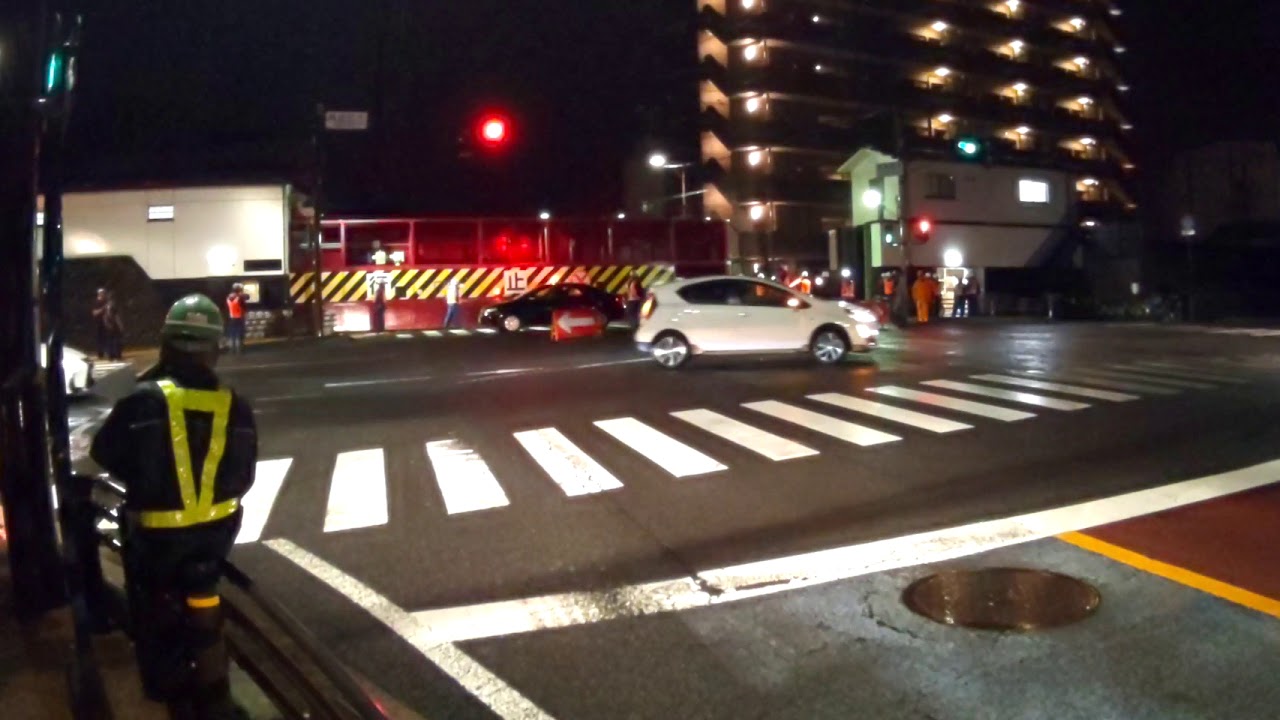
<box><xmin>1012</xmin><ymin>81</ymin><xmax>1028</xmax><ymax>93</ymax></box>
<box><xmin>1110</xmin><ymin>7</ymin><xmax>1122</xmax><ymax>16</ymax></box>
<box><xmin>1008</xmin><ymin>39</ymin><xmax>1025</xmax><ymax>55</ymax></box>
<box><xmin>1079</xmin><ymin>137</ymin><xmax>1096</xmax><ymax>146</ymax></box>
<box><xmin>1073</xmin><ymin>56</ymin><xmax>1089</xmax><ymax>67</ymax></box>
<box><xmin>742</xmin><ymin>0</ymin><xmax>757</xmax><ymax>8</ymax></box>
<box><xmin>1115</xmin><ymin>46</ymin><xmax>1127</xmax><ymax>54</ymax></box>
<box><xmin>1069</xmin><ymin>17</ymin><xmax>1086</xmax><ymax>30</ymax></box>
<box><xmin>1015</xmin><ymin>125</ymin><xmax>1031</xmax><ymax>135</ymax></box>
<box><xmin>745</xmin><ymin>96</ymin><xmax>762</xmax><ymax>113</ymax></box>
<box><xmin>1077</xmin><ymin>96</ymin><xmax>1093</xmax><ymax>106</ymax></box>
<box><xmin>936</xmin><ymin>113</ymin><xmax>954</xmax><ymax>124</ymax></box>
<box><xmin>743</xmin><ymin>43</ymin><xmax>762</xmax><ymax>61</ymax></box>
<box><xmin>1081</xmin><ymin>177</ymin><xmax>1099</xmax><ymax>186</ymax></box>
<box><xmin>36</xmin><ymin>211</ymin><xmax>45</xmax><ymax>227</ymax></box>
<box><xmin>931</xmin><ymin>20</ymin><xmax>948</xmax><ymax>32</ymax></box>
<box><xmin>148</xmin><ymin>205</ymin><xmax>175</xmax><ymax>222</ymax></box>
<box><xmin>933</xmin><ymin>66</ymin><xmax>951</xmax><ymax>77</ymax></box>
<box><xmin>749</xmin><ymin>204</ymin><xmax>766</xmax><ymax>221</ymax></box>
<box><xmin>747</xmin><ymin>149</ymin><xmax>765</xmax><ymax>166</ymax></box>
<box><xmin>1005</xmin><ymin>0</ymin><xmax>1020</xmax><ymax>12</ymax></box>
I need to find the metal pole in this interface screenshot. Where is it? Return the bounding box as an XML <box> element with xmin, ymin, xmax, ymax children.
<box><xmin>679</xmin><ymin>168</ymin><xmax>688</xmax><ymax>218</ymax></box>
<box><xmin>0</xmin><ymin>0</ymin><xmax>67</xmax><ymax>618</ymax></box>
<box><xmin>892</xmin><ymin>111</ymin><xmax>912</xmax><ymax>326</ymax></box>
<box><xmin>309</xmin><ymin>104</ymin><xmax>326</xmax><ymax>337</ymax></box>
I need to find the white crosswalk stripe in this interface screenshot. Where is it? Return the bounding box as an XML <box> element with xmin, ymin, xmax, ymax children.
<box><xmin>867</xmin><ymin>386</ymin><xmax>1035</xmax><ymax>422</ymax></box>
<box><xmin>921</xmin><ymin>380</ymin><xmax>1090</xmax><ymax>411</ymax></box>
<box><xmin>970</xmin><ymin>374</ymin><xmax>1138</xmax><ymax>402</ymax></box>
<box><xmin>807</xmin><ymin>393</ymin><xmax>972</xmax><ymax>434</ymax></box>
<box><xmin>595</xmin><ymin>418</ymin><xmax>727</xmax><ymax>477</ymax></box>
<box><xmin>236</xmin><ymin>458</ymin><xmax>292</xmax><ymax>544</ymax></box>
<box><xmin>514</xmin><ymin>428</ymin><xmax>623</xmax><ymax>496</ymax></box>
<box><xmin>1083</xmin><ymin>368</ymin><xmax>1217</xmax><ymax>390</ymax></box>
<box><xmin>448</xmin><ymin>329</ymin><xmax>471</xmax><ymax>336</ymax></box>
<box><xmin>671</xmin><ymin>409</ymin><xmax>819</xmax><ymax>461</ymax></box>
<box><xmin>1016</xmin><ymin>371</ymin><xmax>1180</xmax><ymax>396</ymax></box>
<box><xmin>324</xmin><ymin>449</ymin><xmax>389</xmax><ymax>533</ymax></box>
<box><xmin>422</xmin><ymin>330</ymin><xmax>443</xmax><ymax>337</ymax></box>
<box><xmin>91</xmin><ymin>361</ymin><xmax>132</xmax><ymax>378</ymax></box>
<box><xmin>743</xmin><ymin>401</ymin><xmax>901</xmax><ymax>447</ymax></box>
<box><xmin>1117</xmin><ymin>362</ymin><xmax>1247</xmax><ymax>384</ymax></box>
<box><xmin>426</xmin><ymin>439</ymin><xmax>511</xmax><ymax>514</ymax></box>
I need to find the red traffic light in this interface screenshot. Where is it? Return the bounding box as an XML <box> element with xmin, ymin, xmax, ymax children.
<box><xmin>916</xmin><ymin>218</ymin><xmax>932</xmax><ymax>235</ymax></box>
<box><xmin>477</xmin><ymin>115</ymin><xmax>510</xmax><ymax>147</ymax></box>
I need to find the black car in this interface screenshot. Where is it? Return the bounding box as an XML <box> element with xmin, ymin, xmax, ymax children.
<box><xmin>480</xmin><ymin>283</ymin><xmax>626</xmax><ymax>332</ymax></box>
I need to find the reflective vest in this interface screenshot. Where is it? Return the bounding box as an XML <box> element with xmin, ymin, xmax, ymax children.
<box><xmin>138</xmin><ymin>380</ymin><xmax>240</xmax><ymax>529</ymax></box>
<box><xmin>226</xmin><ymin>294</ymin><xmax>243</xmax><ymax>320</ymax></box>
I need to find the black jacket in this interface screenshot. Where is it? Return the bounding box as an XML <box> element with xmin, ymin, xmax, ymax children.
<box><xmin>91</xmin><ymin>361</ymin><xmax>257</xmax><ymax>579</ymax></box>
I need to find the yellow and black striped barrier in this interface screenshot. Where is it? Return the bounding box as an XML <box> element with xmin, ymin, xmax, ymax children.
<box><xmin>289</xmin><ymin>264</ymin><xmax>676</xmax><ymax>304</ymax></box>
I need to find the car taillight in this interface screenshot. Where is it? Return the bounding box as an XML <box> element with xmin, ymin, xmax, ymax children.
<box><xmin>641</xmin><ymin>296</ymin><xmax>656</xmax><ymax>320</ymax></box>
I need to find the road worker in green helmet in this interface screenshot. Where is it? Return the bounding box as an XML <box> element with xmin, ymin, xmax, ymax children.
<box><xmin>91</xmin><ymin>294</ymin><xmax>256</xmax><ymax>719</ymax></box>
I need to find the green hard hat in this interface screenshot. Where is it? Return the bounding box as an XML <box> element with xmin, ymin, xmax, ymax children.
<box><xmin>162</xmin><ymin>294</ymin><xmax>224</xmax><ymax>350</ymax></box>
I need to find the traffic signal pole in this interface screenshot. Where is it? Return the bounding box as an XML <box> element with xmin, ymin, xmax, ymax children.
<box><xmin>309</xmin><ymin>103</ymin><xmax>326</xmax><ymax>337</ymax></box>
<box><xmin>891</xmin><ymin>112</ymin><xmax>912</xmax><ymax>326</ymax></box>
<box><xmin>0</xmin><ymin>0</ymin><xmax>73</xmax><ymax>618</ymax></box>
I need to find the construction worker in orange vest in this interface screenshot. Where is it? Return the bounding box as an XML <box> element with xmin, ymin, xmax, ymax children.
<box><xmin>911</xmin><ymin>271</ymin><xmax>933</xmax><ymax>324</ymax></box>
<box><xmin>224</xmin><ymin>283</ymin><xmax>248</xmax><ymax>354</ymax></box>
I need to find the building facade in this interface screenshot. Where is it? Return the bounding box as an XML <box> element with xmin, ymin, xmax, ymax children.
<box><xmin>696</xmin><ymin>0</ymin><xmax>1135</xmax><ymax>265</ymax></box>
<box><xmin>1169</xmin><ymin>141</ymin><xmax>1280</xmax><ymax>241</ymax></box>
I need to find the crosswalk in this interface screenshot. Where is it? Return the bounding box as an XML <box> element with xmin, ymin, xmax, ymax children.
<box><xmin>233</xmin><ymin>358</ymin><xmax>1260</xmax><ymax>544</ymax></box>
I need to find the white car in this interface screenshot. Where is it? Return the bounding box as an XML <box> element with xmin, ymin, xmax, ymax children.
<box><xmin>62</xmin><ymin>346</ymin><xmax>94</xmax><ymax>396</ymax></box>
<box><xmin>634</xmin><ymin>276</ymin><xmax>879</xmax><ymax>368</ymax></box>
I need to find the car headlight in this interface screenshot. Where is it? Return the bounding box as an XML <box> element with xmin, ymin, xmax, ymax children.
<box><xmin>848</xmin><ymin>308</ymin><xmax>878</xmax><ymax>324</ymax></box>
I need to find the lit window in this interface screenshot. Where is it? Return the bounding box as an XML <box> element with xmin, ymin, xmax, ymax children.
<box><xmin>148</xmin><ymin>205</ymin><xmax>175</xmax><ymax>222</ymax></box>
<box><xmin>36</xmin><ymin>211</ymin><xmax>45</xmax><ymax>227</ymax></box>
<box><xmin>1015</xmin><ymin>125</ymin><xmax>1031</xmax><ymax>135</ymax></box>
<box><xmin>935</xmin><ymin>113</ymin><xmax>953</xmax><ymax>124</ymax></box>
<box><xmin>931</xmin><ymin>20</ymin><xmax>948</xmax><ymax>32</ymax></box>
<box><xmin>1077</xmin><ymin>96</ymin><xmax>1093</xmax><ymax>106</ymax></box>
<box><xmin>1005</xmin><ymin>0</ymin><xmax>1020</xmax><ymax>13</ymax></box>
<box><xmin>1019</xmin><ymin>179</ymin><xmax>1050</xmax><ymax>204</ymax></box>
<box><xmin>1073</xmin><ymin>56</ymin><xmax>1089</xmax><ymax>68</ymax></box>
<box><xmin>1079</xmin><ymin>136</ymin><xmax>1096</xmax><ymax>146</ymax></box>
<box><xmin>1012</xmin><ymin>82</ymin><xmax>1028</xmax><ymax>94</ymax></box>
<box><xmin>1081</xmin><ymin>177</ymin><xmax>1099</xmax><ymax>186</ymax></box>
<box><xmin>933</xmin><ymin>66</ymin><xmax>951</xmax><ymax>78</ymax></box>
<box><xmin>1069</xmin><ymin>17</ymin><xmax>1085</xmax><ymax>30</ymax></box>
<box><xmin>1008</xmin><ymin>39</ymin><xmax>1025</xmax><ymax>56</ymax></box>
<box><xmin>747</xmin><ymin>149</ymin><xmax>765</xmax><ymax>166</ymax></box>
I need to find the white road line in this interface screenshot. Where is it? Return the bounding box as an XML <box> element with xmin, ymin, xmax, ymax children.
<box><xmin>514</xmin><ymin>428</ymin><xmax>623</xmax><ymax>496</ymax></box>
<box><xmin>449</xmin><ymin>329</ymin><xmax>471</xmax><ymax>336</ymax></box>
<box><xmin>671</xmin><ymin>409</ymin><xmax>819</xmax><ymax>461</ymax></box>
<box><xmin>1118</xmin><ymin>362</ymin><xmax>1247</xmax><ymax>384</ymax></box>
<box><xmin>867</xmin><ymin>386</ymin><xmax>1035</xmax><ymax>422</ymax></box>
<box><xmin>921</xmin><ymin>380</ymin><xmax>1090</xmax><ymax>411</ymax></box>
<box><xmin>476</xmin><ymin>327</ymin><xmax>498</xmax><ymax>335</ymax></box>
<box><xmin>396</xmin><ymin>332</ymin><xmax>415</xmax><ymax>339</ymax></box>
<box><xmin>1018</xmin><ymin>371</ymin><xmax>1180</xmax><ymax>396</ymax></box>
<box><xmin>426</xmin><ymin>439</ymin><xmax>511</xmax><ymax>514</ymax></box>
<box><xmin>399</xmin><ymin>457</ymin><xmax>1280</xmax><ymax>645</ymax></box>
<box><xmin>970</xmin><ymin>374</ymin><xmax>1139</xmax><ymax>402</ymax></box>
<box><xmin>808</xmin><ymin>393</ymin><xmax>972</xmax><ymax>434</ymax></box>
<box><xmin>235</xmin><ymin>458</ymin><xmax>292</xmax><ymax>544</ymax></box>
<box><xmin>594</xmin><ymin>418</ymin><xmax>727</xmax><ymax>477</ymax></box>
<box><xmin>265</xmin><ymin>539</ymin><xmax>555</xmax><ymax>720</ymax></box>
<box><xmin>422</xmin><ymin>330</ymin><xmax>443</xmax><ymax>337</ymax></box>
<box><xmin>324</xmin><ymin>449</ymin><xmax>389</xmax><ymax>533</ymax></box>
<box><xmin>743</xmin><ymin>400</ymin><xmax>900</xmax><ymax>446</ymax></box>
<box><xmin>1083</xmin><ymin>368</ymin><xmax>1217</xmax><ymax>390</ymax></box>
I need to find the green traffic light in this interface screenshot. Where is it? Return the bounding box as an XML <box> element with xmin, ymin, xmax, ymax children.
<box><xmin>956</xmin><ymin>139</ymin><xmax>980</xmax><ymax>157</ymax></box>
<box><xmin>45</xmin><ymin>52</ymin><xmax>63</xmax><ymax>93</ymax></box>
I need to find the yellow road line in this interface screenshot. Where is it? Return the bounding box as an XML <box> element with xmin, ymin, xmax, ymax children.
<box><xmin>1060</xmin><ymin>531</ymin><xmax>1280</xmax><ymax>620</ymax></box>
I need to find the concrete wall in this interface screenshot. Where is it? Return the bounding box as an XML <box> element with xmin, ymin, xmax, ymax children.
<box><xmin>61</xmin><ymin>185</ymin><xmax>288</xmax><ymax>281</ymax></box>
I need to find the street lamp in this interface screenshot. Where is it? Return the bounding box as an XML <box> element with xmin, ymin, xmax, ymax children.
<box><xmin>648</xmin><ymin>152</ymin><xmax>692</xmax><ymax>218</ymax></box>
<box><xmin>861</xmin><ymin>188</ymin><xmax>883</xmax><ymax>209</ymax></box>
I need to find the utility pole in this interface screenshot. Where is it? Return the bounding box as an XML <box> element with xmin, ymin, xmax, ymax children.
<box><xmin>891</xmin><ymin>111</ymin><xmax>912</xmax><ymax>326</ymax></box>
<box><xmin>309</xmin><ymin>103</ymin><xmax>326</xmax><ymax>337</ymax></box>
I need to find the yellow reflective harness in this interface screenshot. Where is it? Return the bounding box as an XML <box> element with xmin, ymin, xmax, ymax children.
<box><xmin>138</xmin><ymin>380</ymin><xmax>240</xmax><ymax>529</ymax></box>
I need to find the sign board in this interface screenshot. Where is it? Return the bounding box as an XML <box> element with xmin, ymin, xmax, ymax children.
<box><xmin>366</xmin><ymin>270</ymin><xmax>395</xmax><ymax>300</ymax></box>
<box><xmin>324</xmin><ymin>111</ymin><xmax>370</xmax><ymax>132</ymax></box>
<box><xmin>551</xmin><ymin>308</ymin><xmax>605</xmax><ymax>341</ymax></box>
<box><xmin>503</xmin><ymin>268</ymin><xmax>534</xmax><ymax>296</ymax></box>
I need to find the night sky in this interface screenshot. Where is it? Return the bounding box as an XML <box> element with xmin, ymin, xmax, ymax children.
<box><xmin>64</xmin><ymin>0</ymin><xmax>1279</xmax><ymax>219</ymax></box>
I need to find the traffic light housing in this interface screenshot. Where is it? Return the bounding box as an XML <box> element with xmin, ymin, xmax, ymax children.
<box><xmin>912</xmin><ymin>217</ymin><xmax>932</xmax><ymax>244</ymax></box>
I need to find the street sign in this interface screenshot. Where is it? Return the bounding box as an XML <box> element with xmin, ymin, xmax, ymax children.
<box><xmin>551</xmin><ymin>308</ymin><xmax>605</xmax><ymax>341</ymax></box>
<box><xmin>324</xmin><ymin>111</ymin><xmax>369</xmax><ymax>132</ymax></box>
<box><xmin>503</xmin><ymin>268</ymin><xmax>533</xmax><ymax>296</ymax></box>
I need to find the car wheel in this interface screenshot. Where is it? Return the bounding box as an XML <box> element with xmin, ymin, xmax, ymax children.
<box><xmin>652</xmin><ymin>332</ymin><xmax>690</xmax><ymax>369</ymax></box>
<box><xmin>502</xmin><ymin>315</ymin><xmax>522</xmax><ymax>332</ymax></box>
<box><xmin>812</xmin><ymin>328</ymin><xmax>849</xmax><ymax>365</ymax></box>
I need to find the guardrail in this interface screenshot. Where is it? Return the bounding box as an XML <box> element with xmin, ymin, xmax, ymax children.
<box><xmin>65</xmin><ymin>472</ymin><xmax>390</xmax><ymax>720</ymax></box>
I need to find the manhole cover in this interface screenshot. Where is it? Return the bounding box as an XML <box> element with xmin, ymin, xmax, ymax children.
<box><xmin>903</xmin><ymin>568</ymin><xmax>1100</xmax><ymax>631</ymax></box>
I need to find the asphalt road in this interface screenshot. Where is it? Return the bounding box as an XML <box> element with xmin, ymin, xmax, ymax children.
<box><xmin>202</xmin><ymin>321</ymin><xmax>1280</xmax><ymax>719</ymax></box>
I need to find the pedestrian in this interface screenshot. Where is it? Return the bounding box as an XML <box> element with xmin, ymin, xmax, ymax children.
<box><xmin>625</xmin><ymin>271</ymin><xmax>644</xmax><ymax>328</ymax></box>
<box><xmin>965</xmin><ymin>275</ymin><xmax>982</xmax><ymax>317</ymax></box>
<box><xmin>90</xmin><ymin>294</ymin><xmax>256</xmax><ymax>720</ymax></box>
<box><xmin>92</xmin><ymin>288</ymin><xmax>124</xmax><ymax>360</ymax></box>
<box><xmin>911</xmin><ymin>271</ymin><xmax>932</xmax><ymax>324</ymax></box>
<box><xmin>224</xmin><ymin>283</ymin><xmax>248</xmax><ymax>354</ymax></box>
<box><xmin>442</xmin><ymin>276</ymin><xmax>461</xmax><ymax>329</ymax></box>
<box><xmin>371</xmin><ymin>280</ymin><xmax>387</xmax><ymax>333</ymax></box>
